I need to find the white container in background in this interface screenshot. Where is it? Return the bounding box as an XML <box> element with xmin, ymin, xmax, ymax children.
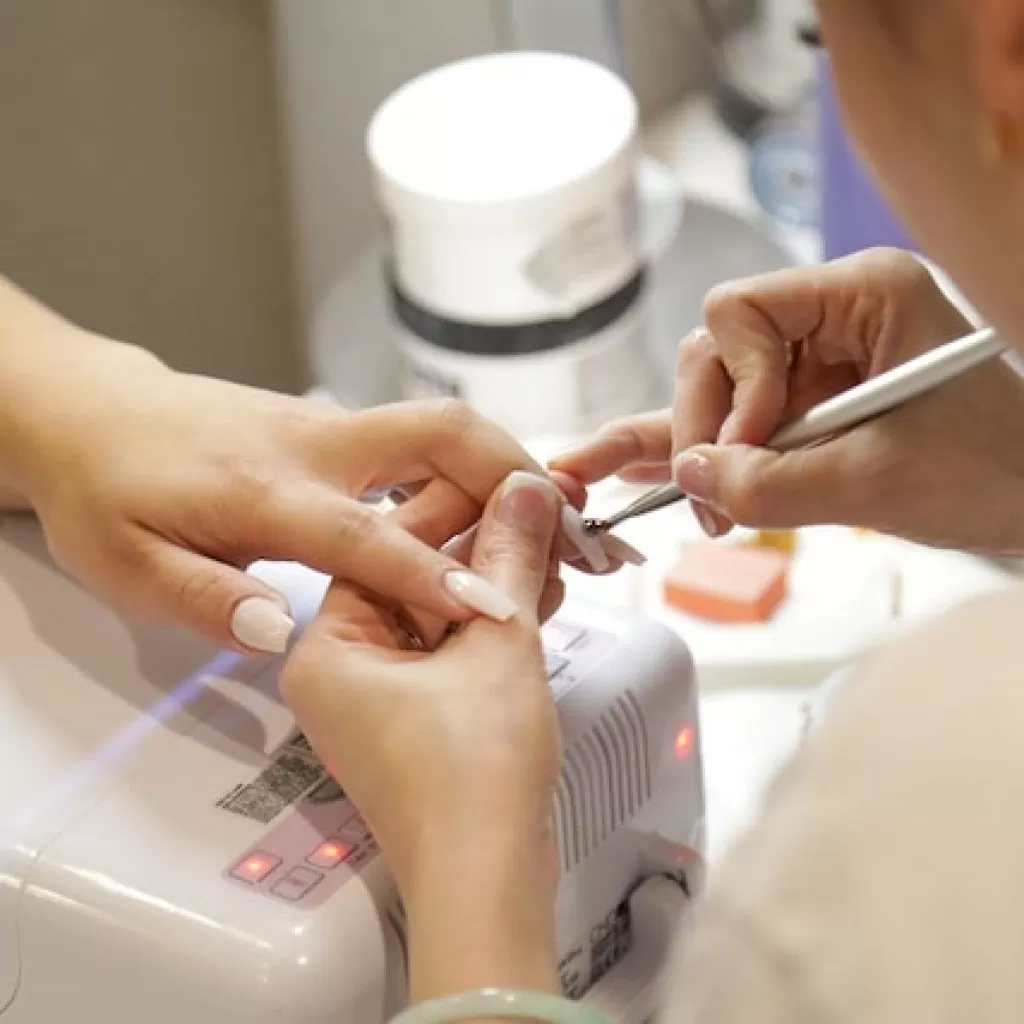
<box><xmin>367</xmin><ymin>51</ymin><xmax>655</xmax><ymax>439</ymax></box>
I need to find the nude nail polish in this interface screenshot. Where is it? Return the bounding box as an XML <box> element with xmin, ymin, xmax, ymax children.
<box><xmin>673</xmin><ymin>452</ymin><xmax>713</xmax><ymax>500</ymax></box>
<box><xmin>497</xmin><ymin>471</ymin><xmax>557</xmax><ymax>528</ymax></box>
<box><xmin>560</xmin><ymin>505</ymin><xmax>610</xmax><ymax>572</ymax></box>
<box><xmin>444</xmin><ymin>571</ymin><xmax>518</xmax><ymax>622</ymax></box>
<box><xmin>231</xmin><ymin>597</ymin><xmax>295</xmax><ymax>654</ymax></box>
<box><xmin>600</xmin><ymin>531</ymin><xmax>647</xmax><ymax>566</ymax></box>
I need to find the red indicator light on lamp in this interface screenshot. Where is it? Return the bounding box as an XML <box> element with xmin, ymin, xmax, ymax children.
<box><xmin>674</xmin><ymin>724</ymin><xmax>694</xmax><ymax>759</ymax></box>
<box><xmin>307</xmin><ymin>839</ymin><xmax>352</xmax><ymax>869</ymax></box>
<box><xmin>231</xmin><ymin>851</ymin><xmax>281</xmax><ymax>883</ymax></box>
<box><xmin>242</xmin><ymin>855</ymin><xmax>271</xmax><ymax>876</ymax></box>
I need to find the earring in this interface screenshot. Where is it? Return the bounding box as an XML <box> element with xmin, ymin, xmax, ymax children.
<box><xmin>980</xmin><ymin>109</ymin><xmax>1024</xmax><ymax>165</ymax></box>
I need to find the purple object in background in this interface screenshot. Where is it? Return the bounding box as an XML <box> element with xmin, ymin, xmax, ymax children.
<box><xmin>819</xmin><ymin>57</ymin><xmax>915</xmax><ymax>259</ymax></box>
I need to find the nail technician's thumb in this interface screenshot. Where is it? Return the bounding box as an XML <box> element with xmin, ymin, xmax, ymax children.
<box><xmin>675</xmin><ymin>443</ymin><xmax>832</xmax><ymax>530</ymax></box>
<box><xmin>673</xmin><ymin>449</ymin><xmax>721</xmax><ymax>507</ymax></box>
<box><xmin>150</xmin><ymin>543</ymin><xmax>294</xmax><ymax>654</ymax></box>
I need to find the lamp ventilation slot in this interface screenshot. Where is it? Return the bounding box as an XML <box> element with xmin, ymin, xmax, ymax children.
<box><xmin>554</xmin><ymin>692</ymin><xmax>651</xmax><ymax>874</ymax></box>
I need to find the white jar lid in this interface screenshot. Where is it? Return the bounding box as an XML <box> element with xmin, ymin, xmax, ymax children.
<box><xmin>367</xmin><ymin>52</ymin><xmax>641</xmax><ymax>323</ymax></box>
<box><xmin>368</xmin><ymin>51</ymin><xmax>637</xmax><ymax>217</ymax></box>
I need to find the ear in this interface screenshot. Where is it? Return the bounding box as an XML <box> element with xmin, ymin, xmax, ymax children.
<box><xmin>975</xmin><ymin>0</ymin><xmax>1024</xmax><ymax>118</ymax></box>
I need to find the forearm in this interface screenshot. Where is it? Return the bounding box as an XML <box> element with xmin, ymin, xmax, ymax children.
<box><xmin>401</xmin><ymin>821</ymin><xmax>559</xmax><ymax>1021</ymax></box>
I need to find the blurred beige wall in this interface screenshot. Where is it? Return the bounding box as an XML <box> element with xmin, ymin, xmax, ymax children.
<box><xmin>273</xmin><ymin>0</ymin><xmax>714</xmax><ymax>322</ymax></box>
<box><xmin>0</xmin><ymin>0</ymin><xmax>303</xmax><ymax>392</ymax></box>
<box><xmin>0</xmin><ymin>1</ymin><xmax>712</xmax><ymax>396</ymax></box>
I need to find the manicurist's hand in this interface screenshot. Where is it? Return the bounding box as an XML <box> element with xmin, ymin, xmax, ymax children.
<box><xmin>281</xmin><ymin>470</ymin><xmax>565</xmax><ymax>1002</ymax></box>
<box><xmin>553</xmin><ymin>248</ymin><xmax>1024</xmax><ymax>555</ymax></box>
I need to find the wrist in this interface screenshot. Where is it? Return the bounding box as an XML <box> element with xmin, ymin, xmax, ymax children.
<box><xmin>0</xmin><ymin>318</ymin><xmax>166</xmax><ymax>503</ymax></box>
<box><xmin>399</xmin><ymin>819</ymin><xmax>559</xmax><ymax>1002</ymax></box>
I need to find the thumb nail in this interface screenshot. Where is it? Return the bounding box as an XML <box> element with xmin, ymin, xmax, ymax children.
<box><xmin>496</xmin><ymin>471</ymin><xmax>557</xmax><ymax>530</ymax></box>
<box><xmin>231</xmin><ymin>597</ymin><xmax>295</xmax><ymax>654</ymax></box>
<box><xmin>673</xmin><ymin>452</ymin><xmax>714</xmax><ymax>502</ymax></box>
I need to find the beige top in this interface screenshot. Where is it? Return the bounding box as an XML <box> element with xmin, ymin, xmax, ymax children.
<box><xmin>662</xmin><ymin>587</ymin><xmax>1024</xmax><ymax>1023</ymax></box>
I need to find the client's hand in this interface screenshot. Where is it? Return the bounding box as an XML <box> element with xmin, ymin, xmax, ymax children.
<box><xmin>553</xmin><ymin>248</ymin><xmax>1024</xmax><ymax>556</ymax></box>
<box><xmin>281</xmin><ymin>471</ymin><xmax>563</xmax><ymax>1002</ymax></box>
<box><xmin>0</xmin><ymin>275</ymin><xmax>617</xmax><ymax>654</ymax></box>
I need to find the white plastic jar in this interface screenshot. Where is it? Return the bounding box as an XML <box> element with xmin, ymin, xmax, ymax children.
<box><xmin>367</xmin><ymin>51</ymin><xmax>654</xmax><ymax>439</ymax></box>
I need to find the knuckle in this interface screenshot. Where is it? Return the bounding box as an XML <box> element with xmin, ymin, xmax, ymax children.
<box><xmin>226</xmin><ymin>461</ymin><xmax>279</xmax><ymax>511</ymax></box>
<box><xmin>175</xmin><ymin>567</ymin><xmax>231</xmax><ymax>616</ymax></box>
<box><xmin>722</xmin><ymin>465</ymin><xmax>771</xmax><ymax>526</ymax></box>
<box><xmin>595</xmin><ymin>416</ymin><xmax>661</xmax><ymax>464</ymax></box>
<box><xmin>595</xmin><ymin>415</ymin><xmax>634</xmax><ymax>443</ymax></box>
<box><xmin>675</xmin><ymin>327</ymin><xmax>717</xmax><ymax>374</ymax></box>
<box><xmin>423</xmin><ymin>398</ymin><xmax>481</xmax><ymax>445</ymax></box>
<box><xmin>857</xmin><ymin>247</ymin><xmax>935</xmax><ymax>303</ymax></box>
<box><xmin>859</xmin><ymin>245</ymin><xmax>925</xmax><ymax>281</ymax></box>
<box><xmin>328</xmin><ymin>503</ymin><xmax>380</xmax><ymax>557</ymax></box>
<box><xmin>702</xmin><ymin>281</ymin><xmax>743</xmax><ymax>326</ymax></box>
<box><xmin>286</xmin><ymin>405</ymin><xmax>350</xmax><ymax>452</ymax></box>
<box><xmin>76</xmin><ymin>513</ymin><xmax>153</xmax><ymax>573</ymax></box>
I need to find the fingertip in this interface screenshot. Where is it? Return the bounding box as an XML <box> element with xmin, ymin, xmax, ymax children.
<box><xmin>462</xmin><ymin>472</ymin><xmax>563</xmax><ymax>615</ymax></box>
<box><xmin>547</xmin><ymin>448</ymin><xmax>601</xmax><ymax>485</ymax></box>
<box><xmin>672</xmin><ymin>446</ymin><xmax>716</xmax><ymax>500</ymax></box>
<box><xmin>494</xmin><ymin>471</ymin><xmax>561</xmax><ymax>533</ymax></box>
<box><xmin>230</xmin><ymin>594</ymin><xmax>296</xmax><ymax>655</ymax></box>
<box><xmin>548</xmin><ymin>431</ymin><xmax>640</xmax><ymax>486</ymax></box>
<box><xmin>548</xmin><ymin>469</ymin><xmax>587</xmax><ymax>511</ymax></box>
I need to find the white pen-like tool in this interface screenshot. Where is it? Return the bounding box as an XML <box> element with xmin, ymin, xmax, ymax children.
<box><xmin>584</xmin><ymin>326</ymin><xmax>1004</xmax><ymax>533</ymax></box>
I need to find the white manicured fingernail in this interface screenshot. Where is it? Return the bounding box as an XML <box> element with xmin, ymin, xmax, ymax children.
<box><xmin>560</xmin><ymin>505</ymin><xmax>610</xmax><ymax>572</ymax></box>
<box><xmin>600</xmin><ymin>531</ymin><xmax>647</xmax><ymax>566</ymax></box>
<box><xmin>444</xmin><ymin>571</ymin><xmax>518</xmax><ymax>622</ymax></box>
<box><xmin>231</xmin><ymin>597</ymin><xmax>295</xmax><ymax>654</ymax></box>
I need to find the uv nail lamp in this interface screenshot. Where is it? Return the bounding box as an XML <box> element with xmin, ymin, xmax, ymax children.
<box><xmin>0</xmin><ymin>515</ymin><xmax>704</xmax><ymax>1024</ymax></box>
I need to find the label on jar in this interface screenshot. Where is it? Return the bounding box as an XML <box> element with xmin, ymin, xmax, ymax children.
<box><xmin>524</xmin><ymin>185</ymin><xmax>641</xmax><ymax>311</ymax></box>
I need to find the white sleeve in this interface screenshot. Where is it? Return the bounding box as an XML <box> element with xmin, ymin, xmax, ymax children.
<box><xmin>660</xmin><ymin>589</ymin><xmax>1024</xmax><ymax>1023</ymax></box>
